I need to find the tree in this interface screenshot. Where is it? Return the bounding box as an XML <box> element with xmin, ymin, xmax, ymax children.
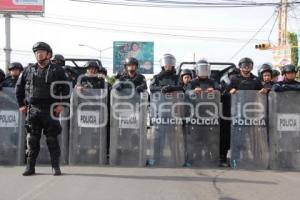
<box><xmin>288</xmin><ymin>32</ymin><xmax>300</xmax><ymax>80</ymax></box>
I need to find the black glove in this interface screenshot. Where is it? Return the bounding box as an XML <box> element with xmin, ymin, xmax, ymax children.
<box><xmin>136</xmin><ymin>86</ymin><xmax>144</xmax><ymax>93</ymax></box>
<box><xmin>161</xmin><ymin>85</ymin><xmax>173</xmax><ymax>93</ymax></box>
<box><xmin>115</xmin><ymin>83</ymin><xmax>124</xmax><ymax>91</ymax></box>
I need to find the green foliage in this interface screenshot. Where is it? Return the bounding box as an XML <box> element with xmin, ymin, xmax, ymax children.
<box><xmin>107</xmin><ymin>75</ymin><xmax>117</xmax><ymax>86</ymax></box>
<box><xmin>288</xmin><ymin>32</ymin><xmax>298</xmax><ymax>66</ymax></box>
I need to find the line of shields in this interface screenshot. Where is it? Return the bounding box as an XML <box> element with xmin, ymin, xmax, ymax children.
<box><xmin>0</xmin><ymin>85</ymin><xmax>300</xmax><ymax>170</ymax></box>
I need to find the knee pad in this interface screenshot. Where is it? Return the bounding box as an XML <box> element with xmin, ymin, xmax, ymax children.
<box><xmin>27</xmin><ymin>134</ymin><xmax>40</xmax><ymax>148</ymax></box>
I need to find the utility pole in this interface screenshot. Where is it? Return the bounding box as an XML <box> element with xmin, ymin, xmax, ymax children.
<box><xmin>4</xmin><ymin>13</ymin><xmax>12</xmax><ymax>74</ymax></box>
<box><xmin>278</xmin><ymin>0</ymin><xmax>288</xmax><ymax>46</ymax></box>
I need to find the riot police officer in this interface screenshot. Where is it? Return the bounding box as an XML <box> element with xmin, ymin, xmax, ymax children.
<box><xmin>258</xmin><ymin>63</ymin><xmax>274</xmax><ymax>93</ymax></box>
<box><xmin>272</xmin><ymin>64</ymin><xmax>300</xmax><ymax>92</ymax></box>
<box><xmin>76</xmin><ymin>61</ymin><xmax>105</xmax><ymax>89</ymax></box>
<box><xmin>227</xmin><ymin>57</ymin><xmax>262</xmax><ymax>94</ymax></box>
<box><xmin>0</xmin><ymin>68</ymin><xmax>5</xmax><ymax>84</ymax></box>
<box><xmin>52</xmin><ymin>54</ymin><xmax>65</xmax><ymax>67</ymax></box>
<box><xmin>150</xmin><ymin>54</ymin><xmax>182</xmax><ymax>93</ymax></box>
<box><xmin>186</xmin><ymin>59</ymin><xmax>219</xmax><ymax>94</ymax></box>
<box><xmin>272</xmin><ymin>69</ymin><xmax>280</xmax><ymax>82</ymax></box>
<box><xmin>16</xmin><ymin>42</ymin><xmax>69</xmax><ymax>176</ymax></box>
<box><xmin>179</xmin><ymin>69</ymin><xmax>193</xmax><ymax>91</ymax></box>
<box><xmin>115</xmin><ymin>57</ymin><xmax>147</xmax><ymax>92</ymax></box>
<box><xmin>0</xmin><ymin>62</ymin><xmax>23</xmax><ymax>88</ymax></box>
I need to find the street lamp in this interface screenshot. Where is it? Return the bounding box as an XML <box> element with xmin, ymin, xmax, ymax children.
<box><xmin>78</xmin><ymin>44</ymin><xmax>112</xmax><ymax>60</ymax></box>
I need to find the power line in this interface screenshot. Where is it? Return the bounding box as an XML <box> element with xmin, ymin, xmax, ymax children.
<box><xmin>228</xmin><ymin>9</ymin><xmax>277</xmax><ymax>61</ymax></box>
<box><xmin>44</xmin><ymin>14</ymin><xmax>275</xmax><ymax>33</ymax></box>
<box><xmin>268</xmin><ymin>10</ymin><xmax>279</xmax><ymax>42</ymax></box>
<box><xmin>13</xmin><ymin>17</ymin><xmax>268</xmax><ymax>43</ymax></box>
<box><xmin>70</xmin><ymin>0</ymin><xmax>300</xmax><ymax>8</ymax></box>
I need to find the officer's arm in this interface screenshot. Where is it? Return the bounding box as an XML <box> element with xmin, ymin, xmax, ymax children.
<box><xmin>168</xmin><ymin>79</ymin><xmax>184</xmax><ymax>92</ymax></box>
<box><xmin>15</xmin><ymin>71</ymin><xmax>26</xmax><ymax>107</ymax></box>
<box><xmin>185</xmin><ymin>83</ymin><xmax>195</xmax><ymax>96</ymax></box>
<box><xmin>150</xmin><ymin>76</ymin><xmax>162</xmax><ymax>93</ymax></box>
<box><xmin>275</xmin><ymin>83</ymin><xmax>300</xmax><ymax>91</ymax></box>
<box><xmin>226</xmin><ymin>78</ymin><xmax>236</xmax><ymax>92</ymax></box>
<box><xmin>169</xmin><ymin>85</ymin><xmax>183</xmax><ymax>92</ymax></box>
<box><xmin>272</xmin><ymin>83</ymin><xmax>285</xmax><ymax>92</ymax></box>
<box><xmin>140</xmin><ymin>76</ymin><xmax>148</xmax><ymax>90</ymax></box>
<box><xmin>57</xmin><ymin>67</ymin><xmax>70</xmax><ymax>102</ymax></box>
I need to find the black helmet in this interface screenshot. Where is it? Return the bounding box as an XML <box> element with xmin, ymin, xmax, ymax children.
<box><xmin>53</xmin><ymin>54</ymin><xmax>65</xmax><ymax>66</ymax></box>
<box><xmin>258</xmin><ymin>63</ymin><xmax>273</xmax><ymax>77</ymax></box>
<box><xmin>238</xmin><ymin>57</ymin><xmax>254</xmax><ymax>69</ymax></box>
<box><xmin>98</xmin><ymin>67</ymin><xmax>107</xmax><ymax>76</ymax></box>
<box><xmin>281</xmin><ymin>64</ymin><xmax>297</xmax><ymax>75</ymax></box>
<box><xmin>272</xmin><ymin>69</ymin><xmax>280</xmax><ymax>77</ymax></box>
<box><xmin>180</xmin><ymin>69</ymin><xmax>193</xmax><ymax>78</ymax></box>
<box><xmin>124</xmin><ymin>57</ymin><xmax>139</xmax><ymax>68</ymax></box>
<box><xmin>84</xmin><ymin>61</ymin><xmax>100</xmax><ymax>70</ymax></box>
<box><xmin>8</xmin><ymin>62</ymin><xmax>23</xmax><ymax>71</ymax></box>
<box><xmin>32</xmin><ymin>42</ymin><xmax>53</xmax><ymax>56</ymax></box>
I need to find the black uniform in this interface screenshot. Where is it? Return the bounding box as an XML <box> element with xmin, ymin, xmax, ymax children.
<box><xmin>150</xmin><ymin>69</ymin><xmax>182</xmax><ymax>93</ymax></box>
<box><xmin>186</xmin><ymin>78</ymin><xmax>219</xmax><ymax>91</ymax></box>
<box><xmin>116</xmin><ymin>72</ymin><xmax>147</xmax><ymax>92</ymax></box>
<box><xmin>79</xmin><ymin>75</ymin><xmax>105</xmax><ymax>89</ymax></box>
<box><xmin>0</xmin><ymin>76</ymin><xmax>18</xmax><ymax>88</ymax></box>
<box><xmin>16</xmin><ymin>62</ymin><xmax>69</xmax><ymax>170</ymax></box>
<box><xmin>227</xmin><ymin>74</ymin><xmax>263</xmax><ymax>91</ymax></box>
<box><xmin>0</xmin><ymin>69</ymin><xmax>5</xmax><ymax>84</ymax></box>
<box><xmin>272</xmin><ymin>79</ymin><xmax>300</xmax><ymax>92</ymax></box>
<box><xmin>262</xmin><ymin>81</ymin><xmax>274</xmax><ymax>90</ymax></box>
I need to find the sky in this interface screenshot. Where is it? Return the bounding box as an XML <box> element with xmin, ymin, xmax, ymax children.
<box><xmin>1</xmin><ymin>0</ymin><xmax>300</xmax><ymax>75</ymax></box>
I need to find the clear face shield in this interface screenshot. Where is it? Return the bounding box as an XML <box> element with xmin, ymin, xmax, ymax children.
<box><xmin>160</xmin><ymin>55</ymin><xmax>176</xmax><ymax>69</ymax></box>
<box><xmin>240</xmin><ymin>62</ymin><xmax>253</xmax><ymax>70</ymax></box>
<box><xmin>195</xmin><ymin>62</ymin><xmax>211</xmax><ymax>77</ymax></box>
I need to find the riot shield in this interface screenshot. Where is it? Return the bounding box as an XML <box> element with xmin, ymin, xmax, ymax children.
<box><xmin>185</xmin><ymin>91</ymin><xmax>220</xmax><ymax>167</ymax></box>
<box><xmin>148</xmin><ymin>92</ymin><xmax>185</xmax><ymax>167</ymax></box>
<box><xmin>230</xmin><ymin>90</ymin><xmax>269</xmax><ymax>169</ymax></box>
<box><xmin>109</xmin><ymin>86</ymin><xmax>148</xmax><ymax>167</ymax></box>
<box><xmin>36</xmin><ymin>107</ymin><xmax>70</xmax><ymax>165</ymax></box>
<box><xmin>0</xmin><ymin>87</ymin><xmax>25</xmax><ymax>165</ymax></box>
<box><xmin>69</xmin><ymin>88</ymin><xmax>108</xmax><ymax>165</ymax></box>
<box><xmin>269</xmin><ymin>91</ymin><xmax>300</xmax><ymax>170</ymax></box>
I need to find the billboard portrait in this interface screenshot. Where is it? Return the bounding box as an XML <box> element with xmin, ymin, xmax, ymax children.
<box><xmin>113</xmin><ymin>41</ymin><xmax>154</xmax><ymax>74</ymax></box>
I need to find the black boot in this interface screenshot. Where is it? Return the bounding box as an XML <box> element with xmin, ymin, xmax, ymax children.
<box><xmin>51</xmin><ymin>155</ymin><xmax>61</xmax><ymax>176</ymax></box>
<box><xmin>52</xmin><ymin>160</ymin><xmax>61</xmax><ymax>176</ymax></box>
<box><xmin>52</xmin><ymin>166</ymin><xmax>61</xmax><ymax>176</ymax></box>
<box><xmin>22</xmin><ymin>158</ymin><xmax>36</xmax><ymax>176</ymax></box>
<box><xmin>46</xmin><ymin>136</ymin><xmax>62</xmax><ymax>176</ymax></box>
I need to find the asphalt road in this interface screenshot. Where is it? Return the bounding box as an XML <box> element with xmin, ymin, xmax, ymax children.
<box><xmin>0</xmin><ymin>166</ymin><xmax>299</xmax><ymax>200</ymax></box>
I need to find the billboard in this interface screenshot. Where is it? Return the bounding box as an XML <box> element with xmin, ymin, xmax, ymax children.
<box><xmin>113</xmin><ymin>41</ymin><xmax>154</xmax><ymax>74</ymax></box>
<box><xmin>0</xmin><ymin>0</ymin><xmax>44</xmax><ymax>14</ymax></box>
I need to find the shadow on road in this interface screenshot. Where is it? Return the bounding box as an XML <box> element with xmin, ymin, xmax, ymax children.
<box><xmin>63</xmin><ymin>172</ymin><xmax>277</xmax><ymax>185</ymax></box>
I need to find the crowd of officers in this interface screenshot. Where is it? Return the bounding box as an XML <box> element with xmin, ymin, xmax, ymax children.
<box><xmin>0</xmin><ymin>41</ymin><xmax>300</xmax><ymax>176</ymax></box>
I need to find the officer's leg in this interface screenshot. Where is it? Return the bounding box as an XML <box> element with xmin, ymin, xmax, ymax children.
<box><xmin>23</xmin><ymin>106</ymin><xmax>42</xmax><ymax>176</ymax></box>
<box><xmin>44</xmin><ymin>117</ymin><xmax>62</xmax><ymax>176</ymax></box>
<box><xmin>23</xmin><ymin>129</ymin><xmax>42</xmax><ymax>176</ymax></box>
<box><xmin>220</xmin><ymin>94</ymin><xmax>231</xmax><ymax>167</ymax></box>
